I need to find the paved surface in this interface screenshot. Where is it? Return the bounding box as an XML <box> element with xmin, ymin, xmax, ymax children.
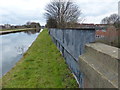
<box><xmin>86</xmin><ymin>43</ymin><xmax>119</xmax><ymax>59</ymax></box>
<box><xmin>79</xmin><ymin>42</ymin><xmax>119</xmax><ymax>88</ymax></box>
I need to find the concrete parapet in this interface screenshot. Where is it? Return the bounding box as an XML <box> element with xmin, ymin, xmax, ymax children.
<box><xmin>79</xmin><ymin>43</ymin><xmax>119</xmax><ymax>88</ymax></box>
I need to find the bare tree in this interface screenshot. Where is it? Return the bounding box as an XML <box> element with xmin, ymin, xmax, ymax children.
<box><xmin>46</xmin><ymin>18</ymin><xmax>57</xmax><ymax>28</ymax></box>
<box><xmin>45</xmin><ymin>0</ymin><xmax>81</xmax><ymax>28</ymax></box>
<box><xmin>101</xmin><ymin>14</ymin><xmax>120</xmax><ymax>25</ymax></box>
<box><xmin>101</xmin><ymin>17</ymin><xmax>110</xmax><ymax>24</ymax></box>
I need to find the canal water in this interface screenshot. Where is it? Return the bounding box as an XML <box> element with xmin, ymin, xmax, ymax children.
<box><xmin>0</xmin><ymin>29</ymin><xmax>41</xmax><ymax>77</ymax></box>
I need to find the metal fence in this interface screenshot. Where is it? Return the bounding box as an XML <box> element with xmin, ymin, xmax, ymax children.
<box><xmin>49</xmin><ymin>28</ymin><xmax>95</xmax><ymax>87</ymax></box>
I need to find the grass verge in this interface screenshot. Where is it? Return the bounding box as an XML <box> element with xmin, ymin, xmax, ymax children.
<box><xmin>2</xmin><ymin>29</ymin><xmax>78</xmax><ymax>88</ymax></box>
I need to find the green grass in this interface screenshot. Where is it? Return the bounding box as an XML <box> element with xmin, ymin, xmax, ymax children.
<box><xmin>2</xmin><ymin>29</ymin><xmax>78</xmax><ymax>88</ymax></box>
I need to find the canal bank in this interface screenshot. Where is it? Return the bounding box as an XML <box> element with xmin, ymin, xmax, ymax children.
<box><xmin>0</xmin><ymin>28</ymin><xmax>36</xmax><ymax>35</ymax></box>
<box><xmin>1</xmin><ymin>29</ymin><xmax>40</xmax><ymax>76</ymax></box>
<box><xmin>2</xmin><ymin>29</ymin><xmax>78</xmax><ymax>88</ymax></box>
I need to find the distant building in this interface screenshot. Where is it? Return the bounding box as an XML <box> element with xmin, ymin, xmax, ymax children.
<box><xmin>4</xmin><ymin>24</ymin><xmax>11</xmax><ymax>29</ymax></box>
<box><xmin>96</xmin><ymin>30</ymin><xmax>106</xmax><ymax>38</ymax></box>
<box><xmin>95</xmin><ymin>24</ymin><xmax>108</xmax><ymax>38</ymax></box>
<box><xmin>118</xmin><ymin>1</ymin><xmax>120</xmax><ymax>16</ymax></box>
<box><xmin>96</xmin><ymin>25</ymin><xmax>119</xmax><ymax>42</ymax></box>
<box><xmin>73</xmin><ymin>23</ymin><xmax>108</xmax><ymax>38</ymax></box>
<box><xmin>30</xmin><ymin>22</ymin><xmax>41</xmax><ymax>29</ymax></box>
<box><xmin>25</xmin><ymin>22</ymin><xmax>41</xmax><ymax>29</ymax></box>
<box><xmin>0</xmin><ymin>25</ymin><xmax>2</xmax><ymax>30</ymax></box>
<box><xmin>1</xmin><ymin>22</ymin><xmax>41</xmax><ymax>30</ymax></box>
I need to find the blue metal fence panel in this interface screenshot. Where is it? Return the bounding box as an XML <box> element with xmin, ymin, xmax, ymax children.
<box><xmin>49</xmin><ymin>28</ymin><xmax>95</xmax><ymax>87</ymax></box>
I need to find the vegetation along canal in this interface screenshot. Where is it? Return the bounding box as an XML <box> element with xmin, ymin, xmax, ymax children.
<box><xmin>0</xmin><ymin>29</ymin><xmax>41</xmax><ymax>77</ymax></box>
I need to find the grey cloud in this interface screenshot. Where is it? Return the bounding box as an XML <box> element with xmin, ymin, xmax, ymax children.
<box><xmin>0</xmin><ymin>0</ymin><xmax>119</xmax><ymax>25</ymax></box>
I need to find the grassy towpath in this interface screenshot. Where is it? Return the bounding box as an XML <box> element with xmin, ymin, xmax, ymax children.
<box><xmin>2</xmin><ymin>29</ymin><xmax>78</xmax><ymax>88</ymax></box>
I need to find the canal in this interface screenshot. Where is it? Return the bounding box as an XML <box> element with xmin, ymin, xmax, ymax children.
<box><xmin>0</xmin><ymin>29</ymin><xmax>41</xmax><ymax>77</ymax></box>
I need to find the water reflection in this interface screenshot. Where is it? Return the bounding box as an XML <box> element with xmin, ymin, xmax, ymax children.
<box><xmin>0</xmin><ymin>29</ymin><xmax>41</xmax><ymax>77</ymax></box>
<box><xmin>23</xmin><ymin>29</ymin><xmax>40</xmax><ymax>35</ymax></box>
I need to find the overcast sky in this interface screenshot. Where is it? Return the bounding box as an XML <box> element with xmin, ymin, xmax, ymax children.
<box><xmin>0</xmin><ymin>0</ymin><xmax>119</xmax><ymax>25</ymax></box>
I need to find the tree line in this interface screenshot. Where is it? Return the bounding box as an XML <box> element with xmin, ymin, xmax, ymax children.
<box><xmin>101</xmin><ymin>14</ymin><xmax>120</xmax><ymax>28</ymax></box>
